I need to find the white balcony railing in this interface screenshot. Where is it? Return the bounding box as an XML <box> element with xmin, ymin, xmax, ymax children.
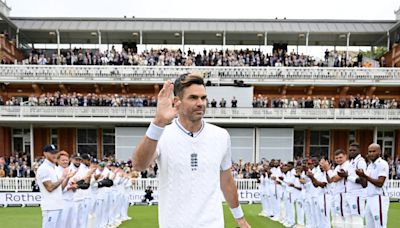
<box><xmin>1</xmin><ymin>106</ymin><xmax>400</xmax><ymax>123</ymax></box>
<box><xmin>0</xmin><ymin>177</ymin><xmax>258</xmax><ymax>192</ymax></box>
<box><xmin>0</xmin><ymin>65</ymin><xmax>399</xmax><ymax>85</ymax></box>
<box><xmin>1</xmin><ymin>178</ymin><xmax>399</xmax><ymax>195</ymax></box>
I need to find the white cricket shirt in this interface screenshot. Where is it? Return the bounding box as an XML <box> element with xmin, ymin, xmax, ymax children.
<box><xmin>36</xmin><ymin>159</ymin><xmax>63</xmax><ymax>211</ymax></box>
<box><xmin>156</xmin><ymin>119</ymin><xmax>232</xmax><ymax>228</ymax></box>
<box><xmin>366</xmin><ymin>157</ymin><xmax>389</xmax><ymax>197</ymax></box>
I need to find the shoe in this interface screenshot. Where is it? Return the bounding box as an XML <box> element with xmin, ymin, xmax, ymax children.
<box><xmin>258</xmin><ymin>212</ymin><xmax>268</xmax><ymax>217</ymax></box>
<box><xmin>270</xmin><ymin>217</ymin><xmax>280</xmax><ymax>222</ymax></box>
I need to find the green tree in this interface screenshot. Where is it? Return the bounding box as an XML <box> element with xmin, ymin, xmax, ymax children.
<box><xmin>361</xmin><ymin>47</ymin><xmax>388</xmax><ymax>59</ymax></box>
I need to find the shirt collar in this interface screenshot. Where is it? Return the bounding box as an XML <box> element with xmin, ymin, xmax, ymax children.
<box><xmin>44</xmin><ymin>159</ymin><xmax>56</xmax><ymax>168</ymax></box>
<box><xmin>175</xmin><ymin>118</ymin><xmax>205</xmax><ymax>138</ymax></box>
<box><xmin>351</xmin><ymin>154</ymin><xmax>361</xmax><ymax>161</ymax></box>
<box><xmin>373</xmin><ymin>157</ymin><xmax>382</xmax><ymax>165</ymax></box>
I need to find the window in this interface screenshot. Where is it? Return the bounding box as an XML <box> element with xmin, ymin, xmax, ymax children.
<box><xmin>51</xmin><ymin>129</ymin><xmax>58</xmax><ymax>146</ymax></box>
<box><xmin>12</xmin><ymin>128</ymin><xmax>30</xmax><ymax>154</ymax></box>
<box><xmin>293</xmin><ymin>130</ymin><xmax>305</xmax><ymax>158</ymax></box>
<box><xmin>102</xmin><ymin>129</ymin><xmax>115</xmax><ymax>157</ymax></box>
<box><xmin>377</xmin><ymin>131</ymin><xmax>394</xmax><ymax>159</ymax></box>
<box><xmin>348</xmin><ymin>130</ymin><xmax>356</xmax><ymax>145</ymax></box>
<box><xmin>77</xmin><ymin>129</ymin><xmax>97</xmax><ymax>158</ymax></box>
<box><xmin>310</xmin><ymin>130</ymin><xmax>330</xmax><ymax>159</ymax></box>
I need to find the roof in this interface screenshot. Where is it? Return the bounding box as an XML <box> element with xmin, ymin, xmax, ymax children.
<box><xmin>0</xmin><ymin>17</ymin><xmax>397</xmax><ymax>46</ymax></box>
<box><xmin>10</xmin><ymin>17</ymin><xmax>395</xmax><ymax>33</ymax></box>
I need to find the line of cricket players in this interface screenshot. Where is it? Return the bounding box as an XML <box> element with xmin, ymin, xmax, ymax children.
<box><xmin>38</xmin><ymin>148</ymin><xmax>133</xmax><ymax>228</ymax></box>
<box><xmin>258</xmin><ymin>142</ymin><xmax>390</xmax><ymax>228</ymax></box>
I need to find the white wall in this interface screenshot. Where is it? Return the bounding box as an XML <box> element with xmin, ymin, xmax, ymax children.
<box><xmin>115</xmin><ymin>127</ymin><xmax>147</xmax><ymax>161</ymax></box>
<box><xmin>115</xmin><ymin>126</ymin><xmax>255</xmax><ymax>162</ymax></box>
<box><xmin>206</xmin><ymin>86</ymin><xmax>253</xmax><ymax>108</ymax></box>
<box><xmin>258</xmin><ymin>128</ymin><xmax>294</xmax><ymax>162</ymax></box>
<box><xmin>226</xmin><ymin>128</ymin><xmax>255</xmax><ymax>162</ymax></box>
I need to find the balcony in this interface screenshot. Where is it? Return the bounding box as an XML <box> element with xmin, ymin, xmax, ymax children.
<box><xmin>0</xmin><ymin>106</ymin><xmax>400</xmax><ymax>126</ymax></box>
<box><xmin>0</xmin><ymin>65</ymin><xmax>399</xmax><ymax>86</ymax></box>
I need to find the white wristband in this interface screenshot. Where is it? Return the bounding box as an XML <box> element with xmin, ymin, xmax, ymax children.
<box><xmin>230</xmin><ymin>205</ymin><xmax>244</xmax><ymax>219</ymax></box>
<box><xmin>146</xmin><ymin>122</ymin><xmax>165</xmax><ymax>141</ymax></box>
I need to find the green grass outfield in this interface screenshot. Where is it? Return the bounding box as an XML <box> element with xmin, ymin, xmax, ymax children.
<box><xmin>1</xmin><ymin>203</ymin><xmax>399</xmax><ymax>227</ymax></box>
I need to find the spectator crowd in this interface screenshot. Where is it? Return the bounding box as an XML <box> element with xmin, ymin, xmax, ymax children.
<box><xmin>1</xmin><ymin>93</ymin><xmax>399</xmax><ymax>109</ymax></box>
<box><xmin>252</xmin><ymin>94</ymin><xmax>399</xmax><ymax>109</ymax></box>
<box><xmin>0</xmin><ymin>46</ymin><xmax>374</xmax><ymax>68</ymax></box>
<box><xmin>0</xmin><ymin>92</ymin><xmax>157</xmax><ymax>107</ymax></box>
<box><xmin>1</xmin><ymin>153</ymin><xmax>399</xmax><ymax>180</ymax></box>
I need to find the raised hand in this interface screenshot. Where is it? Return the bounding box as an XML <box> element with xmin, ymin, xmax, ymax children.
<box><xmin>67</xmin><ymin>170</ymin><xmax>77</xmax><ymax>179</ymax></box>
<box><xmin>154</xmin><ymin>80</ymin><xmax>180</xmax><ymax>127</ymax></box>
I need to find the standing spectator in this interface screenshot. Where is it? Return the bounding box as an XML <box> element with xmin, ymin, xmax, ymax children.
<box><xmin>396</xmin><ymin>158</ymin><xmax>400</xmax><ymax>180</ymax></box>
<box><xmin>357</xmin><ymin>52</ymin><xmax>363</xmax><ymax>67</ymax></box>
<box><xmin>324</xmin><ymin>49</ymin><xmax>329</xmax><ymax>62</ymax></box>
<box><xmin>220</xmin><ymin>98</ymin><xmax>227</xmax><ymax>108</ymax></box>
<box><xmin>210</xmin><ymin>99</ymin><xmax>217</xmax><ymax>108</ymax></box>
<box><xmin>304</xmin><ymin>96</ymin><xmax>314</xmax><ymax>108</ymax></box>
<box><xmin>313</xmin><ymin>97</ymin><xmax>321</xmax><ymax>109</ymax></box>
<box><xmin>231</xmin><ymin>97</ymin><xmax>238</xmax><ymax>108</ymax></box>
<box><xmin>321</xmin><ymin>97</ymin><xmax>330</xmax><ymax>109</ymax></box>
<box><xmin>288</xmin><ymin>97</ymin><xmax>298</xmax><ymax>108</ymax></box>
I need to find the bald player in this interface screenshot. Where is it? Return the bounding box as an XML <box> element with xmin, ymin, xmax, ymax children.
<box><xmin>356</xmin><ymin>143</ymin><xmax>389</xmax><ymax>228</ymax></box>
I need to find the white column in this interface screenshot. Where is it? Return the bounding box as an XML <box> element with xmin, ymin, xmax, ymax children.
<box><xmin>264</xmin><ymin>32</ymin><xmax>268</xmax><ymax>53</ymax></box>
<box><xmin>222</xmin><ymin>31</ymin><xmax>226</xmax><ymax>55</ymax></box>
<box><xmin>373</xmin><ymin>126</ymin><xmax>378</xmax><ymax>144</ymax></box>
<box><xmin>98</xmin><ymin>30</ymin><xmax>101</xmax><ymax>46</ymax></box>
<box><xmin>56</xmin><ymin>29</ymin><xmax>60</xmax><ymax>56</ymax></box>
<box><xmin>16</xmin><ymin>28</ymin><xmax>19</xmax><ymax>48</ymax></box>
<box><xmin>30</xmin><ymin>124</ymin><xmax>34</xmax><ymax>167</ymax></box>
<box><xmin>181</xmin><ymin>30</ymin><xmax>185</xmax><ymax>53</ymax></box>
<box><xmin>387</xmin><ymin>31</ymin><xmax>390</xmax><ymax>51</ymax></box>
<box><xmin>346</xmin><ymin>32</ymin><xmax>351</xmax><ymax>63</ymax></box>
<box><xmin>254</xmin><ymin>128</ymin><xmax>259</xmax><ymax>162</ymax></box>
<box><xmin>306</xmin><ymin>31</ymin><xmax>310</xmax><ymax>55</ymax></box>
<box><xmin>139</xmin><ymin>30</ymin><xmax>143</xmax><ymax>52</ymax></box>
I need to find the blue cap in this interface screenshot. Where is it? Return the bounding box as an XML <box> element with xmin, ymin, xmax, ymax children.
<box><xmin>81</xmin><ymin>153</ymin><xmax>91</xmax><ymax>161</ymax></box>
<box><xmin>43</xmin><ymin>144</ymin><xmax>58</xmax><ymax>154</ymax></box>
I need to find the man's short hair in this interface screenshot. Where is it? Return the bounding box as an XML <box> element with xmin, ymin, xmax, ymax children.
<box><xmin>57</xmin><ymin>151</ymin><xmax>69</xmax><ymax>160</ymax></box>
<box><xmin>334</xmin><ymin>149</ymin><xmax>346</xmax><ymax>156</ymax></box>
<box><xmin>349</xmin><ymin>142</ymin><xmax>360</xmax><ymax>149</ymax></box>
<box><xmin>173</xmin><ymin>73</ymin><xmax>204</xmax><ymax>97</ymax></box>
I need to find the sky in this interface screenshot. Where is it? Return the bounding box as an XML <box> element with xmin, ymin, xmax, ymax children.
<box><xmin>5</xmin><ymin>0</ymin><xmax>400</xmax><ymax>20</ymax></box>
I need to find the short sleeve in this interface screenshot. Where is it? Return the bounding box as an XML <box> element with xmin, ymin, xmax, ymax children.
<box><xmin>378</xmin><ymin>162</ymin><xmax>389</xmax><ymax>178</ymax></box>
<box><xmin>357</xmin><ymin>159</ymin><xmax>367</xmax><ymax>171</ymax></box>
<box><xmin>37</xmin><ymin>168</ymin><xmax>52</xmax><ymax>183</ymax></box>
<box><xmin>220</xmin><ymin>132</ymin><xmax>232</xmax><ymax>171</ymax></box>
